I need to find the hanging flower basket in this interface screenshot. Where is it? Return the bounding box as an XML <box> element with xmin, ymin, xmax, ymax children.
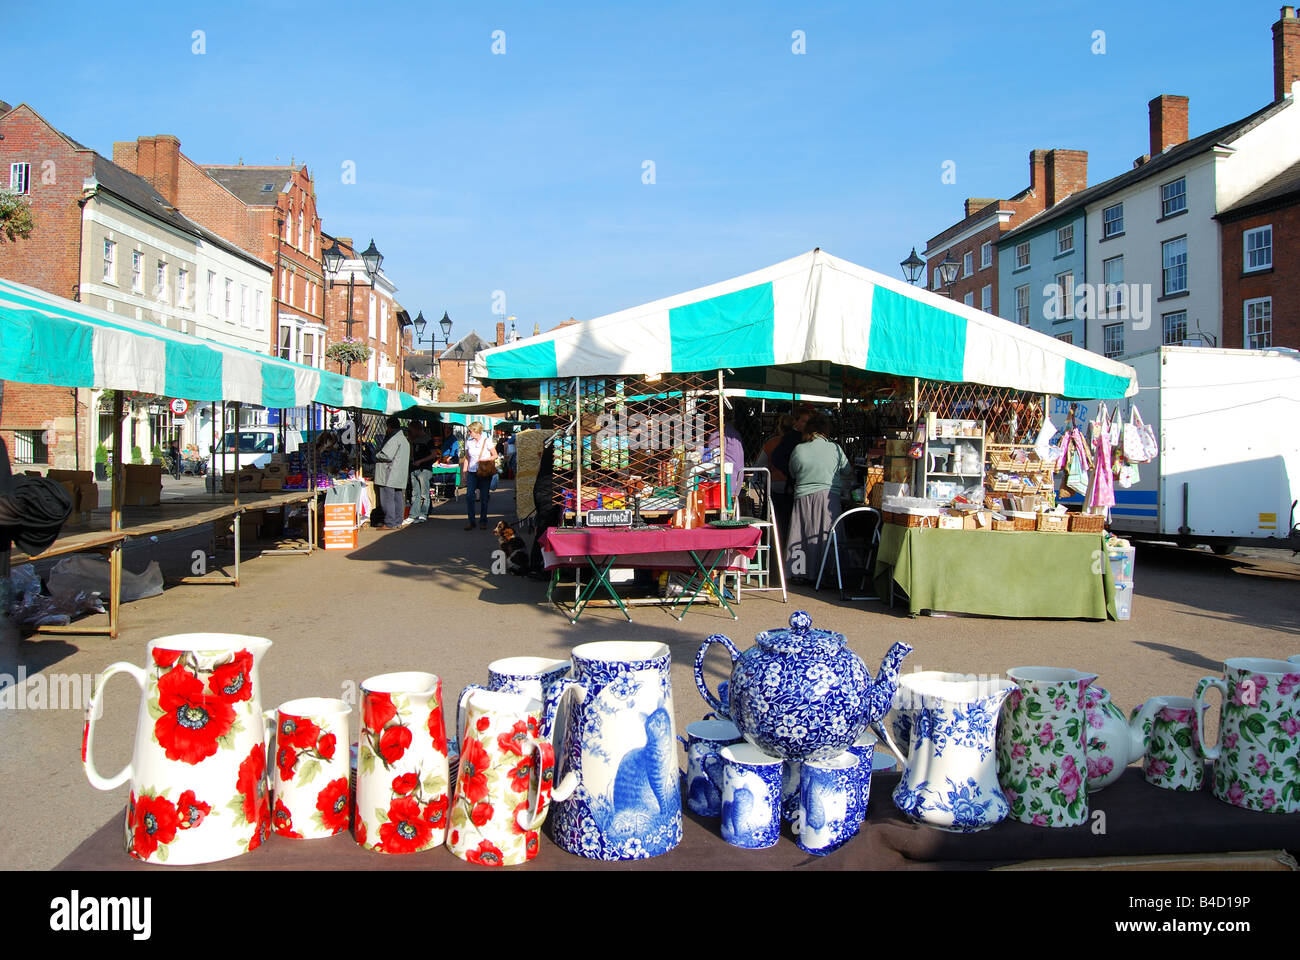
<box><xmin>415</xmin><ymin>375</ymin><xmax>443</xmax><ymax>394</ymax></box>
<box><xmin>326</xmin><ymin>339</ymin><xmax>372</xmax><ymax>366</ymax></box>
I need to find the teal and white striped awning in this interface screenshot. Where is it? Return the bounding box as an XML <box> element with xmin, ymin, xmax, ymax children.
<box><xmin>473</xmin><ymin>249</ymin><xmax>1138</xmax><ymax>399</ymax></box>
<box><xmin>0</xmin><ymin>277</ymin><xmax>418</xmax><ymax>413</ymax></box>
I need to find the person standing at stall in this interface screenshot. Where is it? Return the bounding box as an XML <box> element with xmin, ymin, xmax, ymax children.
<box><xmin>373</xmin><ymin>417</ymin><xmax>411</xmax><ymax>530</ymax></box>
<box><xmin>769</xmin><ymin>407</ymin><xmax>810</xmax><ymax>539</ymax></box>
<box><xmin>786</xmin><ymin>413</ymin><xmax>853</xmax><ymax>583</ymax></box>
<box><xmin>407</xmin><ymin>422</ymin><xmax>438</xmax><ymax>523</ymax></box>
<box><xmin>462</xmin><ymin>421</ymin><xmax>496</xmax><ymax>530</ymax></box>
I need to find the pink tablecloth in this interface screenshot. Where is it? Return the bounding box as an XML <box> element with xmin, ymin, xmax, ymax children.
<box><xmin>540</xmin><ymin>526</ymin><xmax>762</xmax><ymax>572</ymax></box>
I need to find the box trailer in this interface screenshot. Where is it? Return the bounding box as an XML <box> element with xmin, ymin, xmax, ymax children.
<box><xmin>1050</xmin><ymin>346</ymin><xmax>1300</xmax><ymax>553</ymax></box>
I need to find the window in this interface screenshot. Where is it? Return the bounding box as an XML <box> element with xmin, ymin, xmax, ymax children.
<box><xmin>11</xmin><ymin>429</ymin><xmax>47</xmax><ymax>464</ymax></box>
<box><xmin>309</xmin><ymin>225</ymin><xmax>315</xmax><ymax>257</ymax></box>
<box><xmin>981</xmin><ymin>284</ymin><xmax>992</xmax><ymax>312</ymax></box>
<box><xmin>131</xmin><ymin>251</ymin><xmax>144</xmax><ymax>293</ymax></box>
<box><xmin>288</xmin><ymin>273</ymin><xmax>295</xmax><ymax>308</ymax></box>
<box><xmin>177</xmin><ymin>268</ymin><xmax>188</xmax><ymax>307</ymax></box>
<box><xmin>284</xmin><ymin>205</ymin><xmax>292</xmax><ymax>243</ymax></box>
<box><xmin>278</xmin><ymin>324</ymin><xmax>294</xmax><ymax>361</ymax></box>
<box><xmin>1056</xmin><ymin>332</ymin><xmax>1074</xmax><ymax>345</ymax></box>
<box><xmin>368</xmin><ymin>293</ymin><xmax>376</xmax><ymax>338</ymax></box>
<box><xmin>980</xmin><ymin>241</ymin><xmax>992</xmax><ymax>268</ymax></box>
<box><xmin>279</xmin><ymin>269</ymin><xmax>286</xmax><ymax>302</ymax></box>
<box><xmin>1103</xmin><ymin>256</ymin><xmax>1124</xmax><ymax>310</ymax></box>
<box><xmin>1244</xmin><ymin>226</ymin><xmax>1273</xmax><ymax>272</ymax></box>
<box><xmin>240</xmin><ymin>285</ymin><xmax>249</xmax><ymax>327</ymax></box>
<box><xmin>1015</xmin><ymin>242</ymin><xmax>1030</xmax><ymax>269</ymax></box>
<box><xmin>255</xmin><ymin>290</ymin><xmax>265</xmax><ymax>330</ymax></box>
<box><xmin>155</xmin><ymin>260</ymin><xmax>167</xmax><ymax>301</ymax></box>
<box><xmin>1245</xmin><ymin>298</ymin><xmax>1272</xmax><ymax>349</ymax></box>
<box><xmin>9</xmin><ymin>162</ymin><xmax>31</xmax><ymax>195</ymax></box>
<box><xmin>1162</xmin><ymin>236</ymin><xmax>1187</xmax><ymax>295</ymax></box>
<box><xmin>102</xmin><ymin>240</ymin><xmax>116</xmax><ymax>283</ymax></box>
<box><xmin>1056</xmin><ymin>224</ymin><xmax>1074</xmax><ymax>255</ymax></box>
<box><xmin>224</xmin><ymin>278</ymin><xmax>233</xmax><ymax>322</ymax></box>
<box><xmin>1161</xmin><ymin>177</ymin><xmax>1186</xmax><ymax>217</ymax></box>
<box><xmin>963</xmin><ymin>291</ymin><xmax>974</xmax><ymax>306</ymax></box>
<box><xmin>1103</xmin><ymin>323</ymin><xmax>1124</xmax><ymax>359</ymax></box>
<box><xmin>206</xmin><ymin>270</ymin><xmax>217</xmax><ymax>314</ymax></box>
<box><xmin>380</xmin><ymin>301</ymin><xmax>388</xmax><ymax>343</ymax></box>
<box><xmin>1055</xmin><ymin>271</ymin><xmax>1074</xmax><ymax>319</ymax></box>
<box><xmin>1103</xmin><ymin>203</ymin><xmax>1124</xmax><ymax>238</ymax></box>
<box><xmin>297</xmin><ymin>211</ymin><xmax>304</xmax><ymax>250</ymax></box>
<box><xmin>1162</xmin><ymin>311</ymin><xmax>1188</xmax><ymax>345</ymax></box>
<box><xmin>1015</xmin><ymin>284</ymin><xmax>1030</xmax><ymax>325</ymax></box>
<box><xmin>962</xmin><ymin>252</ymin><xmax>973</xmax><ymax>277</ymax></box>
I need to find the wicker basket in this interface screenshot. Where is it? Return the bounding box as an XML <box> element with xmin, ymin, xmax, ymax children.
<box><xmin>1036</xmin><ymin>513</ymin><xmax>1070</xmax><ymax>533</ymax></box>
<box><xmin>1012</xmin><ymin>515</ymin><xmax>1037</xmax><ymax>532</ymax></box>
<box><xmin>888</xmin><ymin>511</ymin><xmax>939</xmax><ymax>528</ymax></box>
<box><xmin>991</xmin><ymin>518</ymin><xmax>1017</xmax><ymax>532</ymax></box>
<box><xmin>1068</xmin><ymin>513</ymin><xmax>1107</xmax><ymax>534</ymax></box>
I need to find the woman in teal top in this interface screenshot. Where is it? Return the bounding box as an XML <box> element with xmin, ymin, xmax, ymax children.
<box><xmin>786</xmin><ymin>414</ymin><xmax>854</xmax><ymax>582</ymax></box>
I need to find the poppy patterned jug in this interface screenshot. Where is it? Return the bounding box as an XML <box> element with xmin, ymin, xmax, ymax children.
<box><xmin>82</xmin><ymin>634</ymin><xmax>273</xmax><ymax>865</ymax></box>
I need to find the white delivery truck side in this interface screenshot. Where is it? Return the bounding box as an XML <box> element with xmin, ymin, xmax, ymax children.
<box><xmin>1051</xmin><ymin>346</ymin><xmax>1300</xmax><ymax>553</ymax></box>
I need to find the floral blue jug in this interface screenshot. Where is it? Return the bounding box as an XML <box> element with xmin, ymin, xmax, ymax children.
<box><xmin>694</xmin><ymin>611</ymin><xmax>912</xmax><ymax>761</ymax></box>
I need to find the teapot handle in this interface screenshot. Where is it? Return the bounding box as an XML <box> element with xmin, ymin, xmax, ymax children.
<box><xmin>1193</xmin><ymin>676</ymin><xmax>1227</xmax><ymax>761</ymax></box>
<box><xmin>83</xmin><ymin>661</ymin><xmax>147</xmax><ymax>791</ymax></box>
<box><xmin>695</xmin><ymin>635</ymin><xmax>740</xmax><ymax>717</ymax></box>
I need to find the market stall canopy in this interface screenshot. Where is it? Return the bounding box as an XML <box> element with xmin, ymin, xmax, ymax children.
<box><xmin>0</xmin><ymin>277</ymin><xmax>418</xmax><ymax>413</ymax></box>
<box><xmin>400</xmin><ymin>398</ymin><xmax>523</xmax><ymax>416</ymax></box>
<box><xmin>472</xmin><ymin>249</ymin><xmax>1138</xmax><ymax>400</ymax></box>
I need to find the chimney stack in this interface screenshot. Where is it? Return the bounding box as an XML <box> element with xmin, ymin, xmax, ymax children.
<box><xmin>133</xmin><ymin>135</ymin><xmax>182</xmax><ymax>207</ymax></box>
<box><xmin>1044</xmin><ymin>149</ymin><xmax>1088</xmax><ymax>206</ymax></box>
<box><xmin>1149</xmin><ymin>95</ymin><xmax>1189</xmax><ymax>156</ymax></box>
<box><xmin>1276</xmin><ymin>6</ymin><xmax>1300</xmax><ymax>101</ymax></box>
<box><xmin>1029</xmin><ymin>150</ymin><xmax>1048</xmax><ymax>199</ymax></box>
<box><xmin>964</xmin><ymin>198</ymin><xmax>996</xmax><ymax>217</ymax></box>
<box><xmin>495</xmin><ymin>321</ymin><xmax>506</xmax><ymax>346</ymax></box>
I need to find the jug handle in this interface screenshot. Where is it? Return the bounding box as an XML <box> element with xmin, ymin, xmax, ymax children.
<box><xmin>1194</xmin><ymin>676</ymin><xmax>1227</xmax><ymax>761</ymax></box>
<box><xmin>516</xmin><ymin>739</ymin><xmax>556</xmax><ymax>832</ymax></box>
<box><xmin>456</xmin><ymin>684</ymin><xmax>489</xmax><ymax>750</ymax></box>
<box><xmin>695</xmin><ymin>635</ymin><xmax>740</xmax><ymax>717</ymax></box>
<box><xmin>83</xmin><ymin>661</ymin><xmax>148</xmax><ymax>791</ymax></box>
<box><xmin>548</xmin><ymin>680</ymin><xmax>585</xmax><ymax>802</ymax></box>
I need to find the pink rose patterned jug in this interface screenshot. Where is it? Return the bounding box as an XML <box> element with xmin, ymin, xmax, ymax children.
<box><xmin>997</xmin><ymin>667</ymin><xmax>1095</xmax><ymax>827</ymax></box>
<box><xmin>83</xmin><ymin>634</ymin><xmax>273</xmax><ymax>865</ymax></box>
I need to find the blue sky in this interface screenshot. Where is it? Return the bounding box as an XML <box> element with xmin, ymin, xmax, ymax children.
<box><xmin>3</xmin><ymin>1</ymin><xmax>1284</xmax><ymax>343</ymax></box>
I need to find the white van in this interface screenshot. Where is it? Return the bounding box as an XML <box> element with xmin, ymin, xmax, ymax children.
<box><xmin>209</xmin><ymin>427</ymin><xmax>302</xmax><ymax>475</ymax></box>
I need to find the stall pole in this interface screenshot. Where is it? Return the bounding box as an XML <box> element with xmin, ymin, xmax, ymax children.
<box><xmin>210</xmin><ymin>401</ymin><xmax>217</xmax><ymax>501</ymax></box>
<box><xmin>717</xmin><ymin>369</ymin><xmax>727</xmax><ymax>521</ymax></box>
<box><xmin>108</xmin><ymin>390</ymin><xmax>125</xmax><ymax>637</ymax></box>
<box><xmin>574</xmin><ymin>377</ymin><xmax>583</xmax><ymax>526</ymax></box>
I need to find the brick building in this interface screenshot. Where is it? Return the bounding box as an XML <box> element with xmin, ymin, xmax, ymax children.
<box><xmin>320</xmin><ymin>234</ymin><xmax>408</xmax><ymax>388</ymax></box>
<box><xmin>1214</xmin><ymin>158</ymin><xmax>1298</xmax><ymax>349</ymax></box>
<box><xmin>923</xmin><ymin>149</ymin><xmax>1088</xmax><ymax>315</ymax></box>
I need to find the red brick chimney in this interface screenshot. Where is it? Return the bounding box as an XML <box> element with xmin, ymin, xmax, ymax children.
<box><xmin>132</xmin><ymin>135</ymin><xmax>182</xmax><ymax>206</ymax></box>
<box><xmin>1028</xmin><ymin>150</ymin><xmax>1048</xmax><ymax>200</ymax></box>
<box><xmin>495</xmin><ymin>320</ymin><xmax>506</xmax><ymax>346</ymax></box>
<box><xmin>1149</xmin><ymin>95</ymin><xmax>1189</xmax><ymax>156</ymax></box>
<box><xmin>1044</xmin><ymin>150</ymin><xmax>1087</xmax><ymax>206</ymax></box>
<box><xmin>1277</xmin><ymin>5</ymin><xmax>1300</xmax><ymax>101</ymax></box>
<box><xmin>964</xmin><ymin>198</ymin><xmax>996</xmax><ymax>217</ymax></box>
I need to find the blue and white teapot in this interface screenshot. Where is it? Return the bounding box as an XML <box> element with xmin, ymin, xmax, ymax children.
<box><xmin>694</xmin><ymin>612</ymin><xmax>912</xmax><ymax>761</ymax></box>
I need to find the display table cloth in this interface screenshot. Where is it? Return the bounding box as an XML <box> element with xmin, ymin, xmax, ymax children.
<box><xmin>56</xmin><ymin>769</ymin><xmax>1299</xmax><ymax>872</ymax></box>
<box><xmin>540</xmin><ymin>525</ymin><xmax>762</xmax><ymax>622</ymax></box>
<box><xmin>874</xmin><ymin>526</ymin><xmax>1117</xmax><ymax>620</ymax></box>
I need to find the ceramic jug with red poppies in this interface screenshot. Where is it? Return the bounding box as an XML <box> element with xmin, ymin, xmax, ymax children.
<box><xmin>82</xmin><ymin>634</ymin><xmax>274</xmax><ymax>865</ymax></box>
<box><xmin>354</xmin><ymin>672</ymin><xmax>452</xmax><ymax>854</ymax></box>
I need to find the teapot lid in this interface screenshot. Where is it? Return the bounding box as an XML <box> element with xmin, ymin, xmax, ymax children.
<box><xmin>756</xmin><ymin>611</ymin><xmax>844</xmax><ymax>655</ymax></box>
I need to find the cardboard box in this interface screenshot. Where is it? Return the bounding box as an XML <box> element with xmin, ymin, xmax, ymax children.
<box><xmin>122</xmin><ymin>464</ymin><xmax>163</xmax><ymax>506</ymax></box>
<box><xmin>260</xmin><ymin>475</ymin><xmax>285</xmax><ymax>492</ymax></box>
<box><xmin>263</xmin><ymin>462</ymin><xmax>286</xmax><ymax>477</ymax></box>
<box><xmin>323</xmin><ymin>504</ymin><xmax>357</xmax><ymax>528</ymax></box>
<box><xmin>323</xmin><ymin>526</ymin><xmax>358</xmax><ymax>550</ymax></box>
<box><xmin>48</xmin><ymin>469</ymin><xmax>94</xmax><ymax>485</ymax></box>
<box><xmin>77</xmin><ymin>482</ymin><xmax>99</xmax><ymax>514</ymax></box>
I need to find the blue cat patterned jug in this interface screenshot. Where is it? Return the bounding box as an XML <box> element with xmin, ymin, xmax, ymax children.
<box><xmin>548</xmin><ymin>641</ymin><xmax>682</xmax><ymax>861</ymax></box>
<box><xmin>695</xmin><ymin>611</ymin><xmax>912</xmax><ymax>761</ymax></box>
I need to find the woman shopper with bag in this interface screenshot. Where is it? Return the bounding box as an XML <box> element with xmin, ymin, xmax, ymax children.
<box><xmin>462</xmin><ymin>421</ymin><xmax>496</xmax><ymax>530</ymax></box>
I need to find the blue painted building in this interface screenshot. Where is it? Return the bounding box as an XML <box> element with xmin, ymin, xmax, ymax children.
<box><xmin>996</xmin><ymin>205</ymin><xmax>1088</xmax><ymax>347</ymax></box>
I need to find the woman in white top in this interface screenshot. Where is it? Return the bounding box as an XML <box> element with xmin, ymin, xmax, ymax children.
<box><xmin>461</xmin><ymin>421</ymin><xmax>496</xmax><ymax>530</ymax></box>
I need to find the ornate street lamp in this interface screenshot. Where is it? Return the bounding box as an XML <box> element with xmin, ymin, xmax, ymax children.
<box><xmin>900</xmin><ymin>247</ymin><xmax>926</xmax><ymax>285</ymax></box>
<box><xmin>323</xmin><ymin>237</ymin><xmax>383</xmax><ymax>376</ymax></box>
<box><xmin>936</xmin><ymin>253</ymin><xmax>961</xmax><ymax>297</ymax></box>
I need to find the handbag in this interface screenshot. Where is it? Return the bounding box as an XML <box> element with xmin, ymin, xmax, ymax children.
<box><xmin>1033</xmin><ymin>419</ymin><xmax>1057</xmax><ymax>461</ymax></box>
<box><xmin>473</xmin><ymin>437</ymin><xmax>497</xmax><ymax>478</ymax></box>
<box><xmin>1123</xmin><ymin>406</ymin><xmax>1158</xmax><ymax>463</ymax></box>
<box><xmin>1135</xmin><ymin>406</ymin><xmax>1159</xmax><ymax>461</ymax></box>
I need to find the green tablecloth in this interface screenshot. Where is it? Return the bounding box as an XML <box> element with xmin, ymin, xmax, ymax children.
<box><xmin>874</xmin><ymin>525</ymin><xmax>1117</xmax><ymax>620</ymax></box>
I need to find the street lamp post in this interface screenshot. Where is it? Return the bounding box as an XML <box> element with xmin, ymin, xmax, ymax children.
<box><xmin>323</xmin><ymin>237</ymin><xmax>383</xmax><ymax>377</ymax></box>
<box><xmin>936</xmin><ymin>253</ymin><xmax>961</xmax><ymax>298</ymax></box>
<box><xmin>900</xmin><ymin>247</ymin><xmax>926</xmax><ymax>285</ymax></box>
<box><xmin>413</xmin><ymin>311</ymin><xmax>453</xmax><ymax>400</ymax></box>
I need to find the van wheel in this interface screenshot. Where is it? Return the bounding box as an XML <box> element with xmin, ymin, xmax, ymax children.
<box><xmin>1210</xmin><ymin>544</ymin><xmax>1236</xmax><ymax>556</ymax></box>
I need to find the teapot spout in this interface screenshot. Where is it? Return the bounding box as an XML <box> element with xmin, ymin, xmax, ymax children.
<box><xmin>865</xmin><ymin>641</ymin><xmax>914</xmax><ymax>721</ymax></box>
